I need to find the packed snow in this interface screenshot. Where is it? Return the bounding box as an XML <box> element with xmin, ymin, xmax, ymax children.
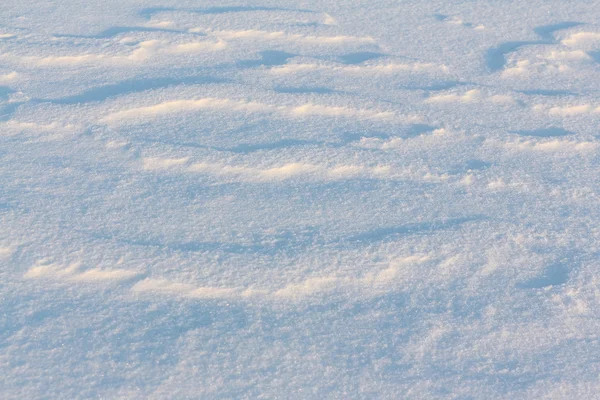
<box><xmin>1</xmin><ymin>0</ymin><xmax>600</xmax><ymax>398</ymax></box>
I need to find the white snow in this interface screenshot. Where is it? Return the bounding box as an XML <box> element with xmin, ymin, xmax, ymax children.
<box><xmin>2</xmin><ymin>0</ymin><xmax>600</xmax><ymax>398</ymax></box>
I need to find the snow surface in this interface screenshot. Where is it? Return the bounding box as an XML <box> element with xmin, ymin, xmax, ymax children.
<box><xmin>1</xmin><ymin>0</ymin><xmax>600</xmax><ymax>398</ymax></box>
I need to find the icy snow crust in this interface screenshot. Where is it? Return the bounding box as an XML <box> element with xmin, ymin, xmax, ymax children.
<box><xmin>1</xmin><ymin>0</ymin><xmax>600</xmax><ymax>398</ymax></box>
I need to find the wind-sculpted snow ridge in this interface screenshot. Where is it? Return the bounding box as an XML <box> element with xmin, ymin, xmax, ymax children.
<box><xmin>1</xmin><ymin>39</ymin><xmax>227</xmax><ymax>67</ymax></box>
<box><xmin>503</xmin><ymin>139</ymin><xmax>597</xmax><ymax>153</ymax></box>
<box><xmin>533</xmin><ymin>103</ymin><xmax>600</xmax><ymax>116</ymax></box>
<box><xmin>190</xmin><ymin>28</ymin><xmax>376</xmax><ymax>45</ymax></box>
<box><xmin>496</xmin><ymin>25</ymin><xmax>600</xmax><ymax>83</ymax></box>
<box><xmin>0</xmin><ymin>72</ymin><xmax>18</xmax><ymax>83</ymax></box>
<box><xmin>100</xmin><ymin>97</ymin><xmax>399</xmax><ymax>124</ymax></box>
<box><xmin>140</xmin><ymin>157</ymin><xmax>449</xmax><ymax>182</ymax></box>
<box><xmin>270</xmin><ymin>62</ymin><xmax>449</xmax><ymax>74</ymax></box>
<box><xmin>3</xmin><ymin>0</ymin><xmax>600</xmax><ymax>399</ymax></box>
<box><xmin>130</xmin><ymin>254</ymin><xmax>433</xmax><ymax>301</ymax></box>
<box><xmin>561</xmin><ymin>31</ymin><xmax>600</xmax><ymax>46</ymax></box>
<box><xmin>25</xmin><ymin>260</ymin><xmax>141</xmax><ymax>282</ymax></box>
<box><xmin>425</xmin><ymin>89</ymin><xmax>516</xmax><ymax>105</ymax></box>
<box><xmin>25</xmin><ymin>253</ymin><xmax>436</xmax><ymax>302</ymax></box>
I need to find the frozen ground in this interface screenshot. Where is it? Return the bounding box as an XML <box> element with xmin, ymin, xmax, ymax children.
<box><xmin>1</xmin><ymin>0</ymin><xmax>600</xmax><ymax>398</ymax></box>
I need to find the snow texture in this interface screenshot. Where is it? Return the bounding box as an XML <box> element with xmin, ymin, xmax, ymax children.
<box><xmin>1</xmin><ymin>0</ymin><xmax>600</xmax><ymax>398</ymax></box>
